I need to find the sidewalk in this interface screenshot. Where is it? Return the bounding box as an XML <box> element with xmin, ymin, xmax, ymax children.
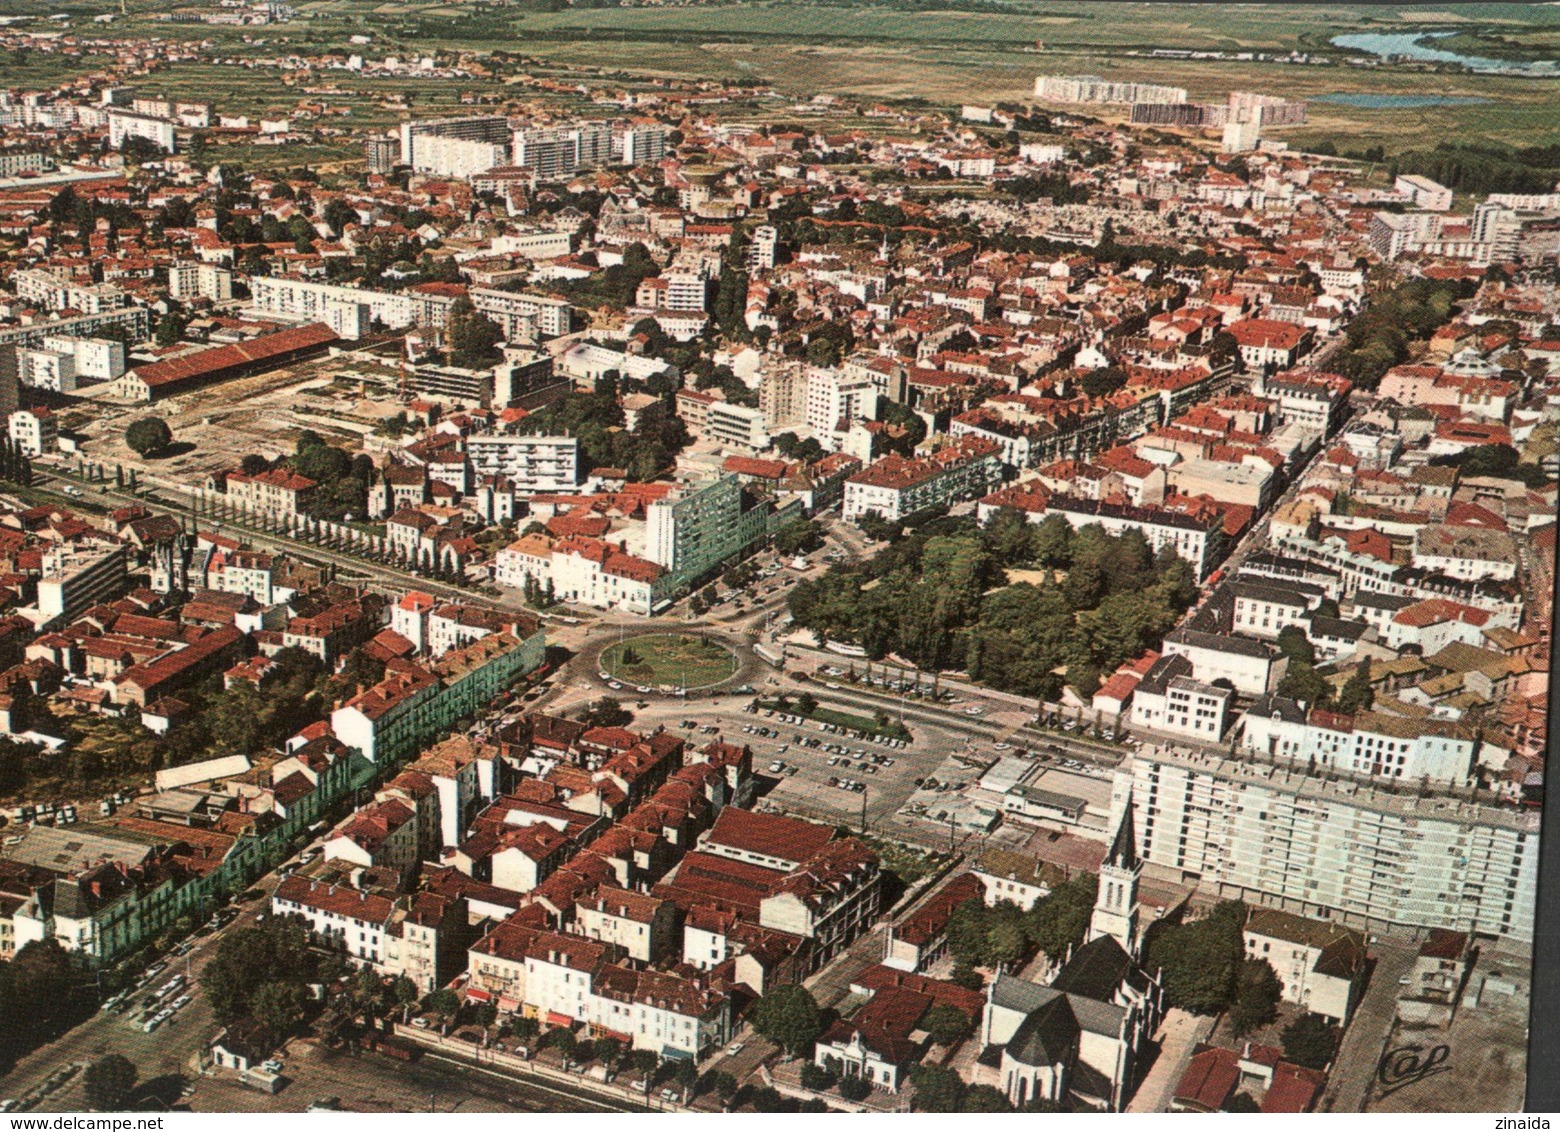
<box><xmin>1126</xmin><ymin>1009</ymin><xmax>1214</xmax><ymax>1113</ymax></box>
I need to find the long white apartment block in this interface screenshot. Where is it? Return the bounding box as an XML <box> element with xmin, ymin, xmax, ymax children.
<box><xmin>1126</xmin><ymin>746</ymin><xmax>1538</xmax><ymax>943</ymax></box>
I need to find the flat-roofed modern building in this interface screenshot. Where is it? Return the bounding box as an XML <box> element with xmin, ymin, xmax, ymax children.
<box><xmin>466</xmin><ymin>434</ymin><xmax>581</xmax><ymax>492</ymax></box>
<box><xmin>1126</xmin><ymin>747</ymin><xmax>1538</xmax><ymax>942</ymax></box>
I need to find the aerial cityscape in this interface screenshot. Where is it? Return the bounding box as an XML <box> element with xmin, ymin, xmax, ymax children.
<box><xmin>0</xmin><ymin>0</ymin><xmax>1552</xmax><ymax>1117</ymax></box>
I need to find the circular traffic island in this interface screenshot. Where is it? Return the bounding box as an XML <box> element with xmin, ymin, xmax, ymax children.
<box><xmin>598</xmin><ymin>632</ymin><xmax>741</xmax><ymax>693</ymax></box>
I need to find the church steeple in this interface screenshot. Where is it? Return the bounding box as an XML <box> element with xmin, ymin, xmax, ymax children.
<box><xmin>1090</xmin><ymin>793</ymin><xmax>1142</xmax><ymax>958</ymax></box>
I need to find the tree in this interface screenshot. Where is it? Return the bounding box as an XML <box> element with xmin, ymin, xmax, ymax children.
<box><xmin>1080</xmin><ymin>365</ymin><xmax>1127</xmax><ymax>400</ymax></box>
<box><xmin>595</xmin><ymin>1035</ymin><xmax>622</xmax><ymax>1071</ymax></box>
<box><xmin>774</xmin><ymin>518</ymin><xmax>823</xmax><ymax>558</ymax></box>
<box><xmin>83</xmin><ymin>1054</ymin><xmax>138</xmax><ymax>1112</ymax></box>
<box><xmin>251</xmin><ymin>980</ymin><xmax>309</xmax><ymax>1037</ymax></box>
<box><xmin>426</xmin><ymin>988</ymin><xmax>460</xmax><ymax>1029</ymax></box>
<box><xmin>125</xmin><ymin>417</ymin><xmax>173</xmax><ymax>457</ymax></box>
<box><xmin>446</xmin><ymin>296</ymin><xmax>504</xmax><ymax>368</ymax></box>
<box><xmin>1144</xmin><ymin>901</ymin><xmax>1246</xmax><ymax>1015</ymax></box>
<box><xmin>323</xmin><ymin>198</ymin><xmax>356</xmax><ymax>236</ymax></box>
<box><xmin>1335</xmin><ymin>662</ymin><xmax>1375</xmax><ymax>714</ymax></box>
<box><xmin>1229</xmin><ymin>959</ymin><xmax>1282</xmax><ymax>1037</ymax></box>
<box><xmin>1023</xmin><ymin>874</ymin><xmax>1097</xmax><ymax>958</ymax></box>
<box><xmin>922</xmin><ymin>1003</ymin><xmax>974</xmax><ymax>1047</ymax></box>
<box><xmin>908</xmin><ymin>1065</ymin><xmax>965</xmax><ymax>1112</ymax></box>
<box><xmin>154</xmin><ymin>313</ymin><xmax>187</xmax><ymax>347</ymax></box>
<box><xmin>630</xmin><ymin>1048</ymin><xmax>659</xmax><ymax>1085</ymax></box>
<box><xmin>583</xmin><ymin>697</ymin><xmax>632</xmax><ymax>728</ymax></box>
<box><xmin>0</xmin><ymin>939</ymin><xmax>78</xmax><ymax>1061</ymax></box>
<box><xmin>751</xmin><ymin>985</ymin><xmax>823</xmax><ymax>1056</ymax></box>
<box><xmin>207</xmin><ymin>683</ymin><xmax>263</xmax><ymax>756</ymax></box>
<box><xmin>546</xmin><ymin>1026</ymin><xmax>577</xmax><ymax>1063</ymax></box>
<box><xmin>711</xmin><ymin>1070</ymin><xmax>738</xmax><ymax>1103</ymax></box>
<box><xmin>1277</xmin><ymin>660</ymin><xmax>1330</xmax><ymax>709</ymax></box>
<box><xmin>946</xmin><ymin>897</ymin><xmax>991</xmax><ymax>968</ymax></box>
<box><xmin>1276</xmin><ymin>626</ymin><xmax>1315</xmax><ymax>667</ymax></box>
<box><xmin>749</xmin><ymin>1085</ymin><xmax>796</xmax><ymax>1112</ymax></box>
<box><xmin>838</xmin><ymin>1076</ymin><xmax>872</xmax><ymax>1102</ymax></box>
<box><xmin>986</xmin><ymin>919</ymin><xmax>1028</xmax><ymax>969</ymax></box>
<box><xmin>800</xmin><ymin>1062</ymin><xmax>836</xmax><ymax>1090</ymax></box>
<box><xmin>1281</xmin><ymin>1012</ymin><xmax>1338</xmax><ymax>1070</ymax></box>
<box><xmin>961</xmin><ymin>1084</ymin><xmax>1013</xmax><ymax>1112</ymax></box>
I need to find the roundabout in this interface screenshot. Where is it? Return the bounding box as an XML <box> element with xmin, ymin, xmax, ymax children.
<box><xmin>596</xmin><ymin>631</ymin><xmax>743</xmax><ymax>694</ymax></box>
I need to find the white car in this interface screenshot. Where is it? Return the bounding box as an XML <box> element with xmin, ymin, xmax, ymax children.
<box><xmin>725</xmin><ymin>1041</ymin><xmax>745</xmax><ymax>1056</ymax></box>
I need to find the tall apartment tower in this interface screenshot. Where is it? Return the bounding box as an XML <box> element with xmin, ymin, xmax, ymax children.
<box><xmin>365</xmin><ymin>135</ymin><xmax>401</xmax><ymax>172</ymax></box>
<box><xmin>748</xmin><ymin>225</ymin><xmax>778</xmax><ymax>272</ymax></box>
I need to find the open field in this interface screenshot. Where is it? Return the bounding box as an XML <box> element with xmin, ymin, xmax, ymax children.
<box><xmin>5</xmin><ymin>1</ymin><xmax>1558</xmax><ymax>154</ymax></box>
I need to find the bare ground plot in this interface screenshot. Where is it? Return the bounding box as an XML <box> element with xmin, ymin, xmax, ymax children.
<box><xmin>1364</xmin><ymin>988</ymin><xmax>1528</xmax><ymax>1114</ymax></box>
<box><xmin>75</xmin><ymin>361</ymin><xmax>408</xmax><ymax>481</ymax></box>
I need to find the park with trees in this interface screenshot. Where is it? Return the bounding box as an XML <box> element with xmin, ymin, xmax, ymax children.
<box><xmin>787</xmin><ymin>509</ymin><xmax>1198</xmax><ymax>702</ymax></box>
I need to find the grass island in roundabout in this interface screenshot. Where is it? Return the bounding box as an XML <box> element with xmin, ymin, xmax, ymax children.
<box><xmin>599</xmin><ymin>632</ymin><xmax>740</xmax><ymax>692</ymax></box>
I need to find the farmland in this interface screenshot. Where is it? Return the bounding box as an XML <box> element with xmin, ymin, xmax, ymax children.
<box><xmin>3</xmin><ymin>0</ymin><xmax>1557</xmax><ymax>155</ymax></box>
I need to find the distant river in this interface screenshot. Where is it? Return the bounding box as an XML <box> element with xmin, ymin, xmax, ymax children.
<box><xmin>1330</xmin><ymin>30</ymin><xmax>1559</xmax><ymax>75</ymax></box>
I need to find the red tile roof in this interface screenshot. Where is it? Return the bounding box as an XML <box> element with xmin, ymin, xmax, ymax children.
<box><xmin>131</xmin><ymin>322</ymin><xmax>338</xmax><ymax>389</ymax></box>
<box><xmin>705</xmin><ymin>808</ymin><xmax>835</xmax><ymax>863</ymax></box>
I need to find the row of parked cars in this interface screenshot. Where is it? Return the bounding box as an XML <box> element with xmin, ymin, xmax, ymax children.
<box><xmin>0</xmin><ymin>1062</ymin><xmax>80</xmax><ymax>1112</ymax></box>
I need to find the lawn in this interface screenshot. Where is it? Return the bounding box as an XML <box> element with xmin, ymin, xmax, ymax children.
<box><xmin>600</xmin><ymin>632</ymin><xmax>739</xmax><ymax>690</ymax></box>
<box><xmin>758</xmin><ymin>695</ymin><xmax>912</xmax><ymax>741</ymax></box>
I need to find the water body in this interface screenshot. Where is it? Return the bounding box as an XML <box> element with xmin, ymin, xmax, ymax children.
<box><xmin>1312</xmin><ymin>92</ymin><xmax>1493</xmax><ymax>108</ymax></box>
<box><xmin>1330</xmin><ymin>30</ymin><xmax>1559</xmax><ymax>75</ymax></box>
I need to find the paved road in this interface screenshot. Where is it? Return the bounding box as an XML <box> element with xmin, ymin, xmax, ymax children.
<box><xmin>1126</xmin><ymin>1008</ymin><xmax>1214</xmax><ymax>1113</ymax></box>
<box><xmin>1321</xmin><ymin>939</ymin><xmax>1418</xmax><ymax>1113</ymax></box>
<box><xmin>32</xmin><ymin>466</ymin><xmax>495</xmax><ymax>611</ymax></box>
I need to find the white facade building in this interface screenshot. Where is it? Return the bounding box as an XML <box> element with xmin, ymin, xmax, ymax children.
<box><xmin>705</xmin><ymin>401</ymin><xmax>770</xmax><ymax>451</ymax></box>
<box><xmin>465</xmin><ymin>434</ymin><xmax>581</xmax><ymax>492</ymax></box>
<box><xmin>1128</xmin><ymin>748</ymin><xmax>1537</xmax><ymax>941</ymax></box>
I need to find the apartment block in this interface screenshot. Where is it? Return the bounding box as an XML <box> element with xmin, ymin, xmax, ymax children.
<box><xmin>1128</xmin><ymin>748</ymin><xmax>1538</xmax><ymax>942</ymax></box>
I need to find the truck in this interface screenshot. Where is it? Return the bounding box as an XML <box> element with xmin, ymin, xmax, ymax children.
<box><xmin>238</xmin><ymin>1069</ymin><xmax>282</xmax><ymax>1094</ymax></box>
<box><xmin>753</xmin><ymin>643</ymin><xmax>784</xmax><ymax>668</ymax></box>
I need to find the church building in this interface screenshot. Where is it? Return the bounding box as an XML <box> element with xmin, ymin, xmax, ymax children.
<box><xmin>973</xmin><ymin>795</ymin><xmax>1165</xmax><ymax>1110</ymax></box>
